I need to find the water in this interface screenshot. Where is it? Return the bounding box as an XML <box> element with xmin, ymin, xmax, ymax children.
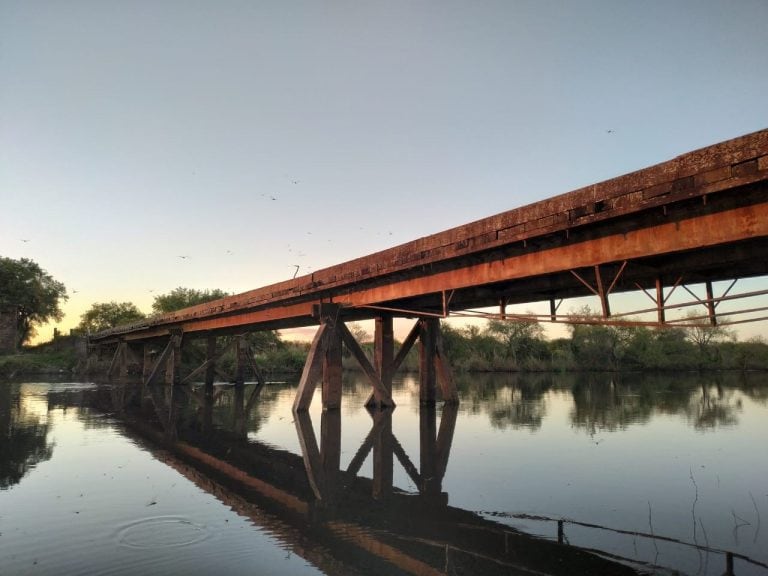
<box><xmin>1</xmin><ymin>372</ymin><xmax>766</xmax><ymax>575</ymax></box>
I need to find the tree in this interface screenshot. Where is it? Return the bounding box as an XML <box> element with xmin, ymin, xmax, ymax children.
<box><xmin>0</xmin><ymin>257</ymin><xmax>67</xmax><ymax>346</ymax></box>
<box><xmin>485</xmin><ymin>317</ymin><xmax>545</xmax><ymax>366</ymax></box>
<box><xmin>152</xmin><ymin>287</ymin><xmax>230</xmax><ymax>314</ymax></box>
<box><xmin>567</xmin><ymin>306</ymin><xmax>629</xmax><ymax>370</ymax></box>
<box><xmin>78</xmin><ymin>302</ymin><xmax>146</xmax><ymax>333</ymax></box>
<box><xmin>682</xmin><ymin>311</ymin><xmax>734</xmax><ymax>351</ymax></box>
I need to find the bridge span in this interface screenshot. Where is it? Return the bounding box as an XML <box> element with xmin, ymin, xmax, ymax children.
<box><xmin>91</xmin><ymin>129</ymin><xmax>768</xmax><ymax>409</ymax></box>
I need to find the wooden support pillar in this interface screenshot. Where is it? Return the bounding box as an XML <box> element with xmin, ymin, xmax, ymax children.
<box><xmin>374</xmin><ymin>315</ymin><xmax>394</xmax><ymax>395</ymax></box>
<box><xmin>705</xmin><ymin>280</ymin><xmax>717</xmax><ymax>326</ymax></box>
<box><xmin>118</xmin><ymin>342</ymin><xmax>129</xmax><ymax>379</ymax></box>
<box><xmin>323</xmin><ymin>318</ymin><xmax>343</xmax><ymax>410</ymax></box>
<box><xmin>656</xmin><ymin>277</ymin><xmax>665</xmax><ymax>325</ymax></box>
<box><xmin>435</xmin><ymin>326</ymin><xmax>459</xmax><ymax>405</ymax></box>
<box><xmin>293</xmin><ymin>323</ymin><xmax>330</xmax><ymax>412</ymax></box>
<box><xmin>146</xmin><ymin>333</ymin><xmax>182</xmax><ymax>387</ymax></box>
<box><xmin>499</xmin><ymin>298</ymin><xmax>507</xmax><ymax>320</ymax></box>
<box><xmin>339</xmin><ymin>320</ymin><xmax>394</xmax><ymax>410</ymax></box>
<box><xmin>107</xmin><ymin>342</ymin><xmax>122</xmax><ymax>380</ymax></box>
<box><xmin>142</xmin><ymin>344</ymin><xmax>153</xmax><ymax>383</ymax></box>
<box><xmin>234</xmin><ymin>336</ymin><xmax>247</xmax><ymax>387</ymax></box>
<box><xmin>419</xmin><ymin>318</ymin><xmax>438</xmax><ymax>405</ymax></box>
<box><xmin>595</xmin><ymin>265</ymin><xmax>611</xmax><ymax>318</ymax></box>
<box><xmin>165</xmin><ymin>332</ymin><xmax>182</xmax><ymax>385</ymax></box>
<box><xmin>205</xmin><ymin>334</ymin><xmax>216</xmax><ymax>388</ymax></box>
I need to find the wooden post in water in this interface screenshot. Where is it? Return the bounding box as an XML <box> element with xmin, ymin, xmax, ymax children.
<box><xmin>322</xmin><ymin>306</ymin><xmax>343</xmax><ymax>410</ymax></box>
<box><xmin>142</xmin><ymin>344</ymin><xmax>153</xmax><ymax>383</ymax></box>
<box><xmin>164</xmin><ymin>332</ymin><xmax>182</xmax><ymax>385</ymax></box>
<box><xmin>374</xmin><ymin>315</ymin><xmax>394</xmax><ymax>397</ymax></box>
<box><xmin>419</xmin><ymin>318</ymin><xmax>438</xmax><ymax>405</ymax></box>
<box><xmin>234</xmin><ymin>336</ymin><xmax>247</xmax><ymax>387</ymax></box>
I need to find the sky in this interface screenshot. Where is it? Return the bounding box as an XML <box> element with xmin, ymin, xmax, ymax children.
<box><xmin>1</xmin><ymin>0</ymin><xmax>767</xmax><ymax>343</ymax></box>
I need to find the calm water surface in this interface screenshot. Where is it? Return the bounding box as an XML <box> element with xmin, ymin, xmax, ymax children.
<box><xmin>1</xmin><ymin>372</ymin><xmax>767</xmax><ymax>575</ymax></box>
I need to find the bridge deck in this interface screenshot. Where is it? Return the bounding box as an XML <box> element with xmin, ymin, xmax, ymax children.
<box><xmin>93</xmin><ymin>129</ymin><xmax>768</xmax><ymax>342</ymax></box>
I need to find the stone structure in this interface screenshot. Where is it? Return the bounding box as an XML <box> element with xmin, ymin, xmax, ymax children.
<box><xmin>0</xmin><ymin>308</ymin><xmax>18</xmax><ymax>354</ymax></box>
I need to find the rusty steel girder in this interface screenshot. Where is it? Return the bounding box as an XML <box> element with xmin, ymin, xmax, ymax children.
<box><xmin>91</xmin><ymin>129</ymin><xmax>768</xmax><ymax>343</ymax></box>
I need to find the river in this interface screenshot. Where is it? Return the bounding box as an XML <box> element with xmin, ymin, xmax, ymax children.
<box><xmin>1</xmin><ymin>372</ymin><xmax>766</xmax><ymax>575</ymax></box>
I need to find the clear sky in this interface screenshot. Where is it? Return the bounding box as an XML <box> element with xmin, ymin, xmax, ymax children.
<box><xmin>2</xmin><ymin>0</ymin><xmax>767</xmax><ymax>342</ymax></box>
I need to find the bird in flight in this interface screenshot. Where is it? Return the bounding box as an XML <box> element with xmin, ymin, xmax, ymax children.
<box><xmin>291</xmin><ymin>264</ymin><xmax>300</xmax><ymax>278</ymax></box>
<box><xmin>178</xmin><ymin>255</ymin><xmax>190</xmax><ymax>260</ymax></box>
<box><xmin>20</xmin><ymin>238</ymin><xmax>30</xmax><ymax>243</ymax></box>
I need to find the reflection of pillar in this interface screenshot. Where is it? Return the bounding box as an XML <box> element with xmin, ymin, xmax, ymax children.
<box><xmin>233</xmin><ymin>383</ymin><xmax>246</xmax><ymax>437</ymax></box>
<box><xmin>294</xmin><ymin>410</ymin><xmax>325</xmax><ymax>500</ymax></box>
<box><xmin>372</xmin><ymin>409</ymin><xmax>393</xmax><ymax>500</ymax></box>
<box><xmin>374</xmin><ymin>315</ymin><xmax>394</xmax><ymax>396</ymax></box>
<box><xmin>205</xmin><ymin>334</ymin><xmax>216</xmax><ymax>388</ymax></box>
<box><xmin>202</xmin><ymin>387</ymin><xmax>213</xmax><ymax>433</ymax></box>
<box><xmin>418</xmin><ymin>404</ymin><xmax>455</xmax><ymax>506</ymax></box>
<box><xmin>420</xmin><ymin>318</ymin><xmax>438</xmax><ymax>405</ymax></box>
<box><xmin>420</xmin><ymin>405</ymin><xmax>438</xmax><ymax>497</ymax></box>
<box><xmin>321</xmin><ymin>409</ymin><xmax>341</xmax><ymax>502</ymax></box>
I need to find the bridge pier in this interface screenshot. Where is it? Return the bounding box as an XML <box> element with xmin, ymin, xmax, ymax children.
<box><xmin>294</xmin><ymin>304</ymin><xmax>394</xmax><ymax>412</ymax></box>
<box><xmin>374</xmin><ymin>315</ymin><xmax>394</xmax><ymax>397</ymax></box>
<box><xmin>108</xmin><ymin>341</ymin><xmax>144</xmax><ymax>379</ymax></box>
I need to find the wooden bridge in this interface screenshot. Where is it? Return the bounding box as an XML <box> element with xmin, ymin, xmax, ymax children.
<box><xmin>91</xmin><ymin>129</ymin><xmax>768</xmax><ymax>409</ymax></box>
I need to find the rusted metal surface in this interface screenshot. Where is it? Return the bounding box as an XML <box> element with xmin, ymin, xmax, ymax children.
<box><xmin>91</xmin><ymin>129</ymin><xmax>768</xmax><ymax>342</ymax></box>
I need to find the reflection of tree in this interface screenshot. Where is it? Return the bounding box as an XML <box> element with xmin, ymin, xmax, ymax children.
<box><xmin>0</xmin><ymin>384</ymin><xmax>54</xmax><ymax>489</ymax></box>
<box><xmin>457</xmin><ymin>373</ymin><xmax>552</xmax><ymax>430</ymax></box>
<box><xmin>570</xmin><ymin>376</ymin><xmax>653</xmax><ymax>434</ymax></box>
<box><xmin>569</xmin><ymin>373</ymin><xmax>750</xmax><ymax>434</ymax></box>
<box><xmin>685</xmin><ymin>383</ymin><xmax>741</xmax><ymax>430</ymax></box>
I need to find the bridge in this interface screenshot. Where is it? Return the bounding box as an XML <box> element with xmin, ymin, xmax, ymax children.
<box><xmin>91</xmin><ymin>129</ymin><xmax>768</xmax><ymax>409</ymax></box>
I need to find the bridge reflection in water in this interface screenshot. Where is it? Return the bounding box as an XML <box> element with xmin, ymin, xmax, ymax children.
<box><xmin>93</xmin><ymin>380</ymin><xmax>764</xmax><ymax>576</ymax></box>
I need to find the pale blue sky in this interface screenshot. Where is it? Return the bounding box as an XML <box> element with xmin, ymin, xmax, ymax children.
<box><xmin>1</xmin><ymin>1</ymin><xmax>767</xmax><ymax>341</ymax></box>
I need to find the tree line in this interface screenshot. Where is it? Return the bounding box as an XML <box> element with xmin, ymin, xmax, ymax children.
<box><xmin>2</xmin><ymin>256</ymin><xmax>767</xmax><ymax>372</ymax></box>
<box><xmin>440</xmin><ymin>311</ymin><xmax>768</xmax><ymax>371</ymax></box>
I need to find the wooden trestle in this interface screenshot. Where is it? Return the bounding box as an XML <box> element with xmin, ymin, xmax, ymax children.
<box><xmin>107</xmin><ymin>303</ymin><xmax>458</xmax><ymax>412</ymax></box>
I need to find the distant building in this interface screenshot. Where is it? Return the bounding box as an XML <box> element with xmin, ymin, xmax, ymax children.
<box><xmin>0</xmin><ymin>307</ymin><xmax>17</xmax><ymax>354</ymax></box>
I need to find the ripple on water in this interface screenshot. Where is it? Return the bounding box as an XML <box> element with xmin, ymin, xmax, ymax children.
<box><xmin>115</xmin><ymin>516</ymin><xmax>211</xmax><ymax>550</ymax></box>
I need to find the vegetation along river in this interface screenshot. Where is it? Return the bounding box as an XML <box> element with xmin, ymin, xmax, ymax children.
<box><xmin>1</xmin><ymin>372</ymin><xmax>766</xmax><ymax>575</ymax></box>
